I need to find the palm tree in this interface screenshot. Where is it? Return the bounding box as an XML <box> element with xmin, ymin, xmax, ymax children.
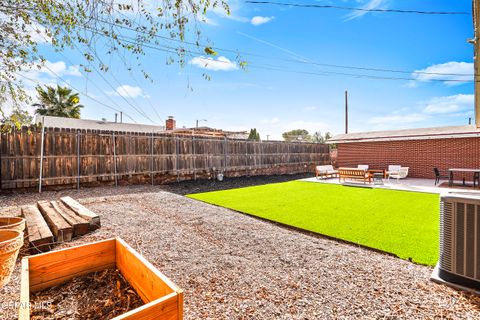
<box><xmin>33</xmin><ymin>85</ymin><xmax>83</xmax><ymax>119</ymax></box>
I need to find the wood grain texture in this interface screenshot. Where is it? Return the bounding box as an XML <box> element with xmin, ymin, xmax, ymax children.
<box><xmin>18</xmin><ymin>258</ymin><xmax>29</xmax><ymax>320</ymax></box>
<box><xmin>21</xmin><ymin>205</ymin><xmax>54</xmax><ymax>253</ymax></box>
<box><xmin>60</xmin><ymin>196</ymin><xmax>101</xmax><ymax>230</ymax></box>
<box><xmin>28</xmin><ymin>238</ymin><xmax>116</xmax><ymax>292</ymax></box>
<box><xmin>51</xmin><ymin>200</ymin><xmax>90</xmax><ymax>236</ymax></box>
<box><xmin>115</xmin><ymin>238</ymin><xmax>177</xmax><ymax>303</ymax></box>
<box><xmin>19</xmin><ymin>238</ymin><xmax>182</xmax><ymax>319</ymax></box>
<box><xmin>113</xmin><ymin>293</ymin><xmax>180</xmax><ymax>320</ymax></box>
<box><xmin>0</xmin><ymin>127</ymin><xmax>330</xmax><ymax>190</ymax></box>
<box><xmin>37</xmin><ymin>200</ymin><xmax>73</xmax><ymax>242</ymax></box>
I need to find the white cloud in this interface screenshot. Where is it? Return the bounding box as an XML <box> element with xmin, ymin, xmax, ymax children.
<box><xmin>41</xmin><ymin>61</ymin><xmax>82</xmax><ymax>77</ymax></box>
<box><xmin>189</xmin><ymin>56</ymin><xmax>238</xmax><ymax>71</ymax></box>
<box><xmin>364</xmin><ymin>93</ymin><xmax>474</xmax><ymax>130</ymax></box>
<box><xmin>368</xmin><ymin>114</ymin><xmax>427</xmax><ymax>126</ymax></box>
<box><xmin>344</xmin><ymin>0</ymin><xmax>388</xmax><ymax>21</ymax></box>
<box><xmin>284</xmin><ymin>120</ymin><xmax>331</xmax><ymax>134</ymax></box>
<box><xmin>302</xmin><ymin>106</ymin><xmax>317</xmax><ymax>112</ymax></box>
<box><xmin>251</xmin><ymin>16</ymin><xmax>275</xmax><ymax>26</ymax></box>
<box><xmin>107</xmin><ymin>85</ymin><xmax>147</xmax><ymax>98</ymax></box>
<box><xmin>20</xmin><ymin>60</ymin><xmax>82</xmax><ymax>81</ymax></box>
<box><xmin>260</xmin><ymin>117</ymin><xmax>280</xmax><ymax>125</ymax></box>
<box><xmin>210</xmin><ymin>2</ymin><xmax>249</xmax><ymax>23</ymax></box>
<box><xmin>423</xmin><ymin>94</ymin><xmax>474</xmax><ymax>114</ymax></box>
<box><xmin>408</xmin><ymin>61</ymin><xmax>473</xmax><ymax>87</ymax></box>
<box><xmin>25</xmin><ymin>23</ymin><xmax>51</xmax><ymax>44</ymax></box>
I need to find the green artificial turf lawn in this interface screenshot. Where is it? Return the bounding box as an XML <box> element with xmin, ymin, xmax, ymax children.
<box><xmin>187</xmin><ymin>181</ymin><xmax>440</xmax><ymax>266</ymax></box>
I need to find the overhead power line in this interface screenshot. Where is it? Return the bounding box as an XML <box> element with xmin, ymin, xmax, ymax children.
<box><xmin>244</xmin><ymin>1</ymin><xmax>470</xmax><ymax>15</ymax></box>
<box><xmin>84</xmin><ymin>16</ymin><xmax>473</xmax><ymax>78</ymax></box>
<box><xmin>83</xmin><ymin>25</ymin><xmax>475</xmax><ymax>83</ymax></box>
<box><xmin>15</xmin><ymin>70</ymin><xmax>138</xmax><ymax>123</ymax></box>
<box><xmin>3</xmin><ymin>3</ymin><xmax>472</xmax><ymax>78</ymax></box>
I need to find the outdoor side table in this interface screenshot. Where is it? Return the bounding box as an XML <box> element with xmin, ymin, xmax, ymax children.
<box><xmin>373</xmin><ymin>173</ymin><xmax>384</xmax><ymax>185</ymax></box>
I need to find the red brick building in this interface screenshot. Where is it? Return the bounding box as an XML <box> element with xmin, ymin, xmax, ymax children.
<box><xmin>328</xmin><ymin>125</ymin><xmax>480</xmax><ymax>179</ymax></box>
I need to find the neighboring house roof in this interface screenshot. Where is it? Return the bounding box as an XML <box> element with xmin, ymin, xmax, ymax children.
<box><xmin>37</xmin><ymin>115</ymin><xmax>165</xmax><ymax>133</ymax></box>
<box><xmin>168</xmin><ymin>126</ymin><xmax>249</xmax><ymax>139</ymax></box>
<box><xmin>328</xmin><ymin>125</ymin><xmax>480</xmax><ymax>144</ymax></box>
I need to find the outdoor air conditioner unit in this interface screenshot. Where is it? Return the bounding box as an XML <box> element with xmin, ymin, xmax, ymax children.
<box><xmin>431</xmin><ymin>194</ymin><xmax>480</xmax><ymax>292</ymax></box>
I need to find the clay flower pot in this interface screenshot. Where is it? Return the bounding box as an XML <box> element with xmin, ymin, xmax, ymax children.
<box><xmin>0</xmin><ymin>230</ymin><xmax>24</xmax><ymax>288</ymax></box>
<box><xmin>0</xmin><ymin>217</ymin><xmax>26</xmax><ymax>233</ymax></box>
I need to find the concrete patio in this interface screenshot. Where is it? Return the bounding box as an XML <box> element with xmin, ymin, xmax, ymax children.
<box><xmin>300</xmin><ymin>176</ymin><xmax>480</xmax><ymax>195</ymax></box>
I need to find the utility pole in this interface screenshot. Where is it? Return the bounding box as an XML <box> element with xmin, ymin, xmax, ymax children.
<box><xmin>474</xmin><ymin>0</ymin><xmax>480</xmax><ymax>127</ymax></box>
<box><xmin>345</xmin><ymin>90</ymin><xmax>349</xmax><ymax>134</ymax></box>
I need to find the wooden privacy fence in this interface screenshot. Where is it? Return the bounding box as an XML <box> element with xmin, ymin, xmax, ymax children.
<box><xmin>0</xmin><ymin>127</ymin><xmax>330</xmax><ymax>191</ymax></box>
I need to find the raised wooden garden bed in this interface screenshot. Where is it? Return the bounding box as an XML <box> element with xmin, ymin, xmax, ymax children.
<box><xmin>19</xmin><ymin>238</ymin><xmax>183</xmax><ymax>319</ymax></box>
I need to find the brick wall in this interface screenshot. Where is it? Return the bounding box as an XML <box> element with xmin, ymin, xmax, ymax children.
<box><xmin>336</xmin><ymin>137</ymin><xmax>480</xmax><ymax>179</ymax></box>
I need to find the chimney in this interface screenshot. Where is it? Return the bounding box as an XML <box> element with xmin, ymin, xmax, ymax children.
<box><xmin>166</xmin><ymin>116</ymin><xmax>176</xmax><ymax>130</ymax></box>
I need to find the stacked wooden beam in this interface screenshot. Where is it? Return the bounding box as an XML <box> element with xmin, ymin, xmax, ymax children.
<box><xmin>21</xmin><ymin>197</ymin><xmax>100</xmax><ymax>253</ymax></box>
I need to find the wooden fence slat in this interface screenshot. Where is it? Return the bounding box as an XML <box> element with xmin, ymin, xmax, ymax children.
<box><xmin>0</xmin><ymin>127</ymin><xmax>330</xmax><ymax>190</ymax></box>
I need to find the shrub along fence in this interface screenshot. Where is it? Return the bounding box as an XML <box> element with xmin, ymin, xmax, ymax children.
<box><xmin>0</xmin><ymin>127</ymin><xmax>330</xmax><ymax>191</ymax></box>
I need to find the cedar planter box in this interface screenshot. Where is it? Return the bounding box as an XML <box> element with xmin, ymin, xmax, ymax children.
<box><xmin>19</xmin><ymin>238</ymin><xmax>183</xmax><ymax>319</ymax></box>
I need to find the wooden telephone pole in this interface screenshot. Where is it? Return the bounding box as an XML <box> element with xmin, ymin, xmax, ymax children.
<box><xmin>474</xmin><ymin>0</ymin><xmax>480</xmax><ymax>127</ymax></box>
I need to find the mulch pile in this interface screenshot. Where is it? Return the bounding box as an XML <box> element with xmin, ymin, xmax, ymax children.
<box><xmin>30</xmin><ymin>268</ymin><xmax>143</xmax><ymax>319</ymax></box>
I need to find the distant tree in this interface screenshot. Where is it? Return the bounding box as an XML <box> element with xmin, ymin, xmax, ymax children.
<box><xmin>311</xmin><ymin>131</ymin><xmax>333</xmax><ymax>143</ymax></box>
<box><xmin>248</xmin><ymin>128</ymin><xmax>260</xmax><ymax>141</ymax></box>
<box><xmin>1</xmin><ymin>0</ymin><xmax>232</xmax><ymax>121</ymax></box>
<box><xmin>311</xmin><ymin>131</ymin><xmax>325</xmax><ymax>143</ymax></box>
<box><xmin>1</xmin><ymin>109</ymin><xmax>33</xmax><ymax>130</ymax></box>
<box><xmin>282</xmin><ymin>129</ymin><xmax>310</xmax><ymax>142</ymax></box>
<box><xmin>33</xmin><ymin>85</ymin><xmax>83</xmax><ymax>119</ymax></box>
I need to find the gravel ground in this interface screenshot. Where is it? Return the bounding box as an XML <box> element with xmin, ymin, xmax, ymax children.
<box><xmin>1</xmin><ymin>182</ymin><xmax>479</xmax><ymax>319</ymax></box>
<box><xmin>0</xmin><ymin>174</ymin><xmax>310</xmax><ymax>207</ymax></box>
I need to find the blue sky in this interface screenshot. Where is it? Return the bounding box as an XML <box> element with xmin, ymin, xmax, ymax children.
<box><xmin>26</xmin><ymin>0</ymin><xmax>474</xmax><ymax>139</ymax></box>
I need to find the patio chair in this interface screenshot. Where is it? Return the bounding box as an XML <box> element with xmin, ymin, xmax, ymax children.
<box><xmin>433</xmin><ymin>167</ymin><xmax>447</xmax><ymax>185</ymax></box>
<box><xmin>474</xmin><ymin>172</ymin><xmax>480</xmax><ymax>188</ymax></box>
<box><xmin>388</xmin><ymin>167</ymin><xmax>409</xmax><ymax>183</ymax></box>
<box><xmin>357</xmin><ymin>164</ymin><xmax>369</xmax><ymax>170</ymax></box>
<box><xmin>386</xmin><ymin>165</ymin><xmax>401</xmax><ymax>179</ymax></box>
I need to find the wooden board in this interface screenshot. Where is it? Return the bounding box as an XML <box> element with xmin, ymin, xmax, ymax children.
<box><xmin>19</xmin><ymin>238</ymin><xmax>183</xmax><ymax>320</ymax></box>
<box><xmin>115</xmin><ymin>292</ymin><xmax>180</xmax><ymax>320</ymax></box>
<box><xmin>37</xmin><ymin>201</ymin><xmax>73</xmax><ymax>242</ymax></box>
<box><xmin>115</xmin><ymin>238</ymin><xmax>177</xmax><ymax>303</ymax></box>
<box><xmin>51</xmin><ymin>201</ymin><xmax>90</xmax><ymax>237</ymax></box>
<box><xmin>2</xmin><ymin>127</ymin><xmax>329</xmax><ymax>191</ymax></box>
<box><xmin>61</xmin><ymin>196</ymin><xmax>101</xmax><ymax>230</ymax></box>
<box><xmin>28</xmin><ymin>238</ymin><xmax>116</xmax><ymax>292</ymax></box>
<box><xmin>18</xmin><ymin>258</ymin><xmax>30</xmax><ymax>320</ymax></box>
<box><xmin>21</xmin><ymin>206</ymin><xmax>54</xmax><ymax>253</ymax></box>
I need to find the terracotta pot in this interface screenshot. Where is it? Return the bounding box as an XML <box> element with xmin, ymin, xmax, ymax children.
<box><xmin>0</xmin><ymin>217</ymin><xmax>26</xmax><ymax>233</ymax></box>
<box><xmin>0</xmin><ymin>230</ymin><xmax>24</xmax><ymax>288</ymax></box>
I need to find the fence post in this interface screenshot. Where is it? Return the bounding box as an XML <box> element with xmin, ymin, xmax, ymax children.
<box><xmin>259</xmin><ymin>140</ymin><xmax>262</xmax><ymax>169</ymax></box>
<box><xmin>192</xmin><ymin>135</ymin><xmax>196</xmax><ymax>181</ymax></box>
<box><xmin>151</xmin><ymin>132</ymin><xmax>154</xmax><ymax>186</ymax></box>
<box><xmin>245</xmin><ymin>139</ymin><xmax>248</xmax><ymax>175</ymax></box>
<box><xmin>38</xmin><ymin>126</ymin><xmax>45</xmax><ymax>193</ymax></box>
<box><xmin>276</xmin><ymin>142</ymin><xmax>279</xmax><ymax>174</ymax></box>
<box><xmin>223</xmin><ymin>137</ymin><xmax>228</xmax><ymax>175</ymax></box>
<box><xmin>76</xmin><ymin>130</ymin><xmax>80</xmax><ymax>190</ymax></box>
<box><xmin>176</xmin><ymin>136</ymin><xmax>180</xmax><ymax>182</ymax></box>
<box><xmin>113</xmin><ymin>132</ymin><xmax>117</xmax><ymax>187</ymax></box>
<box><xmin>287</xmin><ymin>142</ymin><xmax>290</xmax><ymax>170</ymax></box>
